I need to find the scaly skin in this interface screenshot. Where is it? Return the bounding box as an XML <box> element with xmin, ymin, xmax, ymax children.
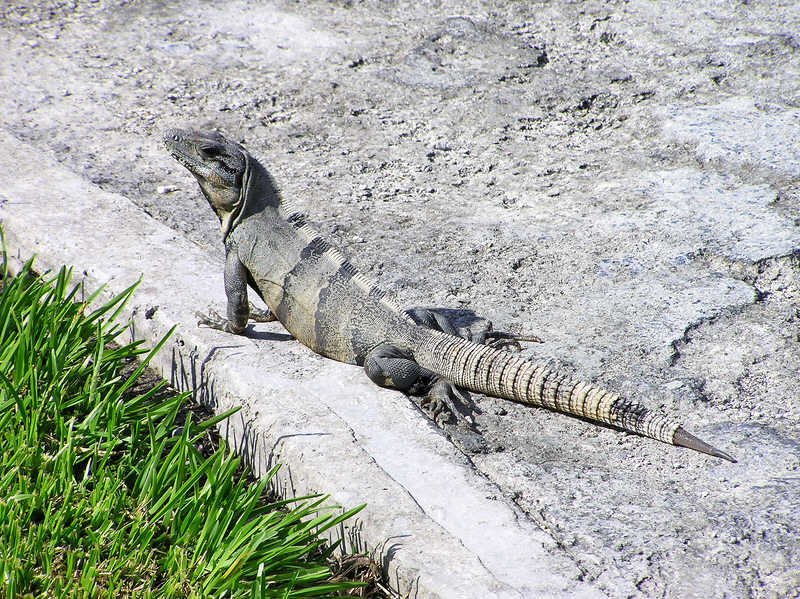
<box><xmin>164</xmin><ymin>128</ymin><xmax>736</xmax><ymax>462</ymax></box>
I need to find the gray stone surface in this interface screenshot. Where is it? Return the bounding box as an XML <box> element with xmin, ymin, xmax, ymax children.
<box><xmin>1</xmin><ymin>1</ymin><xmax>799</xmax><ymax>597</ymax></box>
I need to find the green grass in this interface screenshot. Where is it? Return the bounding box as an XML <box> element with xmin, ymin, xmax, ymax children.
<box><xmin>0</xmin><ymin>254</ymin><xmax>365</xmax><ymax>598</ymax></box>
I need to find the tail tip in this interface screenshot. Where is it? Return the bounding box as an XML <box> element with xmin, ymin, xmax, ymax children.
<box><xmin>673</xmin><ymin>427</ymin><xmax>737</xmax><ymax>463</ymax></box>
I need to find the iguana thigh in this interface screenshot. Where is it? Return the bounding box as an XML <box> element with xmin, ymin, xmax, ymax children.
<box><xmin>364</xmin><ymin>343</ymin><xmax>475</xmax><ymax>426</ymax></box>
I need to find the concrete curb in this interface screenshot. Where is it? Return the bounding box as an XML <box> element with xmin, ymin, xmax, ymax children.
<box><xmin>0</xmin><ymin>129</ymin><xmax>603</xmax><ymax>598</ymax></box>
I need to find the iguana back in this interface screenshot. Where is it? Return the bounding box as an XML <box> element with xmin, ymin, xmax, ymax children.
<box><xmin>234</xmin><ymin>207</ymin><xmax>418</xmax><ymax>364</ymax></box>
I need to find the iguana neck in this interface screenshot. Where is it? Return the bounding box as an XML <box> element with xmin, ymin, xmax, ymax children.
<box><xmin>225</xmin><ymin>153</ymin><xmax>284</xmax><ymax>241</ymax></box>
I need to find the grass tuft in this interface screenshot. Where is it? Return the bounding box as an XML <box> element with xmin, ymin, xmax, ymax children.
<box><xmin>0</xmin><ymin>249</ymin><xmax>366</xmax><ymax>598</ymax></box>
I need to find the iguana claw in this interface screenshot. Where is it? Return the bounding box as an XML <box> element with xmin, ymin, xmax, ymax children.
<box><xmin>417</xmin><ymin>378</ymin><xmax>477</xmax><ymax>428</ymax></box>
<box><xmin>481</xmin><ymin>330</ymin><xmax>543</xmax><ymax>351</ymax></box>
<box><xmin>196</xmin><ymin>309</ymin><xmax>228</xmax><ymax>331</ymax></box>
<box><xmin>248</xmin><ymin>306</ymin><xmax>277</xmax><ymax>323</ymax></box>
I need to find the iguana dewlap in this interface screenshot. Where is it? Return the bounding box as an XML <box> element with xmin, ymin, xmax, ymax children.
<box><xmin>164</xmin><ymin>128</ymin><xmax>736</xmax><ymax>463</ymax></box>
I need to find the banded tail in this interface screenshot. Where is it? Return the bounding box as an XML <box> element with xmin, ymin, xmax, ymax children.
<box><xmin>415</xmin><ymin>329</ymin><xmax>736</xmax><ymax>462</ymax></box>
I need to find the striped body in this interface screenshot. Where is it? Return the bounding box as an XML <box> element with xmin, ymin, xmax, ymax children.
<box><xmin>231</xmin><ymin>208</ymin><xmax>417</xmax><ymax>365</ymax></box>
<box><xmin>229</xmin><ymin>186</ymin><xmax>680</xmax><ymax>445</ymax></box>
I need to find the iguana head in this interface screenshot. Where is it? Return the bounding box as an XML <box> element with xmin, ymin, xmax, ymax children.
<box><xmin>164</xmin><ymin>128</ymin><xmax>248</xmax><ymax>237</ymax></box>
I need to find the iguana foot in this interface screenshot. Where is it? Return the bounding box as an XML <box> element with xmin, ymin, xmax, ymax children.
<box><xmin>197</xmin><ymin>306</ymin><xmax>276</xmax><ymax>333</ymax></box>
<box><xmin>196</xmin><ymin>309</ymin><xmax>240</xmax><ymax>333</ymax></box>
<box><xmin>418</xmin><ymin>379</ymin><xmax>487</xmax><ymax>453</ymax></box>
<box><xmin>405</xmin><ymin>306</ymin><xmax>541</xmax><ymax>351</ymax></box>
<box><xmin>417</xmin><ymin>377</ymin><xmax>477</xmax><ymax>428</ymax></box>
<box><xmin>480</xmin><ymin>330</ymin><xmax>543</xmax><ymax>351</ymax></box>
<box><xmin>249</xmin><ymin>306</ymin><xmax>277</xmax><ymax>322</ymax></box>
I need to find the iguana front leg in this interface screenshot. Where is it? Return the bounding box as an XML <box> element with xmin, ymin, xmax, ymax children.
<box><xmin>197</xmin><ymin>251</ymin><xmax>276</xmax><ymax>333</ymax></box>
<box><xmin>405</xmin><ymin>306</ymin><xmax>542</xmax><ymax>351</ymax></box>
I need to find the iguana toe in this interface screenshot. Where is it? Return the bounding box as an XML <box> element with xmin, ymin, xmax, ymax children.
<box><xmin>248</xmin><ymin>306</ymin><xmax>277</xmax><ymax>323</ymax></box>
<box><xmin>480</xmin><ymin>330</ymin><xmax>543</xmax><ymax>350</ymax></box>
<box><xmin>196</xmin><ymin>309</ymin><xmax>245</xmax><ymax>334</ymax></box>
<box><xmin>420</xmin><ymin>378</ymin><xmax>477</xmax><ymax>428</ymax></box>
<box><xmin>196</xmin><ymin>309</ymin><xmax>227</xmax><ymax>330</ymax></box>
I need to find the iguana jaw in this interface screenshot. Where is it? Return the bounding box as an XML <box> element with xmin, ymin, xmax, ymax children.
<box><xmin>163</xmin><ymin>128</ymin><xmax>247</xmax><ymax>235</ymax></box>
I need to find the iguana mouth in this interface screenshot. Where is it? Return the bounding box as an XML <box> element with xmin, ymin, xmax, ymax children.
<box><xmin>163</xmin><ymin>129</ymin><xmax>208</xmax><ymax>176</ymax></box>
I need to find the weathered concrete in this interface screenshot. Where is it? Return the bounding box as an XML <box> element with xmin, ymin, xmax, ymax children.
<box><xmin>1</xmin><ymin>1</ymin><xmax>799</xmax><ymax>597</ymax></box>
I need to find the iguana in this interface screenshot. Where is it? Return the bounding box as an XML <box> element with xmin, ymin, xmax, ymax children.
<box><xmin>164</xmin><ymin>128</ymin><xmax>736</xmax><ymax>462</ymax></box>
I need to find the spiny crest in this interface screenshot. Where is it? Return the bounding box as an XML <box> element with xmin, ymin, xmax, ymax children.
<box><xmin>286</xmin><ymin>210</ymin><xmax>412</xmax><ymax>321</ymax></box>
<box><xmin>277</xmin><ymin>195</ymin><xmax>307</xmax><ymax>222</ymax></box>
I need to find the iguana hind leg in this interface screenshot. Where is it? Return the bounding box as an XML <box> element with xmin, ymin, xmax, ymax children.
<box><xmin>364</xmin><ymin>343</ymin><xmax>476</xmax><ymax>427</ymax></box>
<box><xmin>405</xmin><ymin>306</ymin><xmax>541</xmax><ymax>350</ymax></box>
